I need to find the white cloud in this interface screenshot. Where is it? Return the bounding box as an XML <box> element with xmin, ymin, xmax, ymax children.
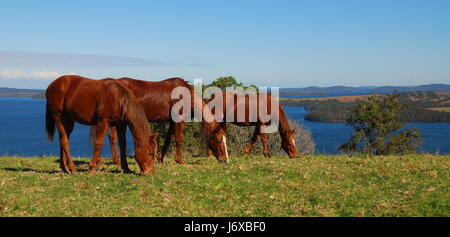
<box><xmin>0</xmin><ymin>50</ymin><xmax>196</xmax><ymax>67</ymax></box>
<box><xmin>0</xmin><ymin>69</ymin><xmax>76</xmax><ymax>80</ymax></box>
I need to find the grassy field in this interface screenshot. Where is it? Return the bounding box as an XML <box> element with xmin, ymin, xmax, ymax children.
<box><xmin>0</xmin><ymin>155</ymin><xmax>449</xmax><ymax>217</ymax></box>
<box><xmin>426</xmin><ymin>107</ymin><xmax>450</xmax><ymax>112</ymax></box>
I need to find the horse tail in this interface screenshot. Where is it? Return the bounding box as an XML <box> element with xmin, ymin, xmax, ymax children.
<box><xmin>45</xmin><ymin>102</ymin><xmax>55</xmax><ymax>142</ymax></box>
<box><xmin>104</xmin><ymin>80</ymin><xmax>150</xmax><ymax>146</ymax></box>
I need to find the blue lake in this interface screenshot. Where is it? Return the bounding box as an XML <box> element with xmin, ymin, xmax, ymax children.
<box><xmin>0</xmin><ymin>97</ymin><xmax>136</xmax><ymax>157</ymax></box>
<box><xmin>284</xmin><ymin>106</ymin><xmax>450</xmax><ymax>154</ymax></box>
<box><xmin>0</xmin><ymin>97</ymin><xmax>449</xmax><ymax>157</ymax></box>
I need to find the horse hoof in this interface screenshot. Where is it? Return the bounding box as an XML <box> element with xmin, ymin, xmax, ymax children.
<box><xmin>123</xmin><ymin>169</ymin><xmax>132</xmax><ymax>174</ymax></box>
<box><xmin>140</xmin><ymin>169</ymin><xmax>154</xmax><ymax>176</ymax></box>
<box><xmin>175</xmin><ymin>160</ymin><xmax>185</xmax><ymax>165</ymax></box>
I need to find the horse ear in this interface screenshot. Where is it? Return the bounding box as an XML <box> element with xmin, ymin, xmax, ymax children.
<box><xmin>215</xmin><ymin>122</ymin><xmax>227</xmax><ymax>130</ymax></box>
<box><xmin>150</xmin><ymin>132</ymin><xmax>158</xmax><ymax>140</ymax></box>
<box><xmin>214</xmin><ymin>123</ymin><xmax>228</xmax><ymax>135</ymax></box>
<box><xmin>221</xmin><ymin>123</ymin><xmax>228</xmax><ymax>132</ymax></box>
<box><xmin>291</xmin><ymin>128</ymin><xmax>297</xmax><ymax>134</ymax></box>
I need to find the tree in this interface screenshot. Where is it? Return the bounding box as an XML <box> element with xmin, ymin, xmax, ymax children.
<box><xmin>339</xmin><ymin>93</ymin><xmax>422</xmax><ymax>155</ymax></box>
<box><xmin>208</xmin><ymin>76</ymin><xmax>243</xmax><ymax>90</ymax></box>
<box><xmin>205</xmin><ymin>76</ymin><xmax>258</xmax><ymax>92</ymax></box>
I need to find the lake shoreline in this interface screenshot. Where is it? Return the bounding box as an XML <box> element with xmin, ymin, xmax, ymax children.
<box><xmin>1</xmin><ymin>97</ymin><xmax>449</xmax><ymax>156</ymax></box>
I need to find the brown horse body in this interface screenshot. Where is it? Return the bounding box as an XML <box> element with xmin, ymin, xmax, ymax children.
<box><xmin>45</xmin><ymin>75</ymin><xmax>155</xmax><ymax>175</ymax></box>
<box><xmin>207</xmin><ymin>92</ymin><xmax>298</xmax><ymax>158</ymax></box>
<box><xmin>108</xmin><ymin>77</ymin><xmax>229</xmax><ymax>165</ymax></box>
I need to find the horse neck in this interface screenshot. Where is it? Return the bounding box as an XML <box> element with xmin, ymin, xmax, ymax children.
<box><xmin>127</xmin><ymin>121</ymin><xmax>148</xmax><ymax>149</ymax></box>
<box><xmin>195</xmin><ymin>91</ymin><xmax>222</xmax><ymax>142</ymax></box>
<box><xmin>259</xmin><ymin>94</ymin><xmax>291</xmax><ymax>138</ymax></box>
<box><xmin>106</xmin><ymin>80</ymin><xmax>149</xmax><ymax>150</ymax></box>
<box><xmin>200</xmin><ymin>99</ymin><xmax>220</xmax><ymax>133</ymax></box>
<box><xmin>122</xmin><ymin>104</ymin><xmax>150</xmax><ymax>151</ymax></box>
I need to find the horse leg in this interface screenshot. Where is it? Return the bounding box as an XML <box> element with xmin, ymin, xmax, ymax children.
<box><xmin>89</xmin><ymin>120</ymin><xmax>109</xmax><ymax>174</ymax></box>
<box><xmin>94</xmin><ymin>127</ymin><xmax>110</xmax><ymax>169</ymax></box>
<box><xmin>59</xmin><ymin>148</ymin><xmax>67</xmax><ymax>173</ymax></box>
<box><xmin>158</xmin><ymin>122</ymin><xmax>175</xmax><ymax>164</ymax></box>
<box><xmin>174</xmin><ymin>122</ymin><xmax>185</xmax><ymax>164</ymax></box>
<box><xmin>55</xmin><ymin>117</ymin><xmax>76</xmax><ymax>174</ymax></box>
<box><xmin>116</xmin><ymin>123</ymin><xmax>132</xmax><ymax>173</ymax></box>
<box><xmin>108</xmin><ymin>126</ymin><xmax>120</xmax><ymax>166</ymax></box>
<box><xmin>96</xmin><ymin>155</ymin><xmax>103</xmax><ymax>169</ymax></box>
<box><xmin>55</xmin><ymin>118</ymin><xmax>68</xmax><ymax>173</ymax></box>
<box><xmin>260</xmin><ymin>133</ymin><xmax>271</xmax><ymax>157</ymax></box>
<box><xmin>243</xmin><ymin>126</ymin><xmax>260</xmax><ymax>156</ymax></box>
<box><xmin>62</xmin><ymin>119</ymin><xmax>76</xmax><ymax>172</ymax></box>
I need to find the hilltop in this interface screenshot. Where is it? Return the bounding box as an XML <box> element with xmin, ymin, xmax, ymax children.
<box><xmin>281</xmin><ymin>91</ymin><xmax>450</xmax><ymax>122</ymax></box>
<box><xmin>3</xmin><ymin>83</ymin><xmax>450</xmax><ymax>100</ymax></box>
<box><xmin>0</xmin><ymin>87</ymin><xmax>44</xmax><ymax>98</ymax></box>
<box><xmin>280</xmin><ymin>84</ymin><xmax>450</xmax><ymax>97</ymax></box>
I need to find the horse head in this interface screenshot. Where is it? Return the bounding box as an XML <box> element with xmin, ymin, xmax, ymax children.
<box><xmin>203</xmin><ymin>123</ymin><xmax>229</xmax><ymax>163</ymax></box>
<box><xmin>281</xmin><ymin>128</ymin><xmax>297</xmax><ymax>158</ymax></box>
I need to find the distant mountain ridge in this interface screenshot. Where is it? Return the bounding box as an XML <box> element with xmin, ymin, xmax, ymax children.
<box><xmin>280</xmin><ymin>84</ymin><xmax>450</xmax><ymax>97</ymax></box>
<box><xmin>0</xmin><ymin>87</ymin><xmax>44</xmax><ymax>98</ymax></box>
<box><xmin>0</xmin><ymin>87</ymin><xmax>43</xmax><ymax>94</ymax></box>
<box><xmin>1</xmin><ymin>84</ymin><xmax>450</xmax><ymax>99</ymax></box>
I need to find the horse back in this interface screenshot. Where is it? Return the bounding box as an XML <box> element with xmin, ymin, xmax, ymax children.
<box><xmin>205</xmin><ymin>92</ymin><xmax>280</xmax><ymax>126</ymax></box>
<box><xmin>117</xmin><ymin>77</ymin><xmax>193</xmax><ymax>122</ymax></box>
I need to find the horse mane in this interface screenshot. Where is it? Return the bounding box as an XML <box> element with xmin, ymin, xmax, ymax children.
<box><xmin>194</xmin><ymin>88</ymin><xmax>220</xmax><ymax>147</ymax></box>
<box><xmin>101</xmin><ymin>79</ymin><xmax>150</xmax><ymax>147</ymax></box>
<box><xmin>261</xmin><ymin>93</ymin><xmax>292</xmax><ymax>136</ymax></box>
<box><xmin>277</xmin><ymin>103</ymin><xmax>292</xmax><ymax>135</ymax></box>
<box><xmin>116</xmin><ymin>77</ymin><xmax>217</xmax><ymax>148</ymax></box>
<box><xmin>124</xmin><ymin>76</ymin><xmax>218</xmax><ymax>147</ymax></box>
<box><xmin>199</xmin><ymin>112</ymin><xmax>219</xmax><ymax>148</ymax></box>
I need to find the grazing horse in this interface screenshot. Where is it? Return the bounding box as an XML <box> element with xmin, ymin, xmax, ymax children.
<box><xmin>45</xmin><ymin>75</ymin><xmax>156</xmax><ymax>175</ymax></box>
<box><xmin>206</xmin><ymin>92</ymin><xmax>298</xmax><ymax>158</ymax></box>
<box><xmin>107</xmin><ymin>77</ymin><xmax>229</xmax><ymax>166</ymax></box>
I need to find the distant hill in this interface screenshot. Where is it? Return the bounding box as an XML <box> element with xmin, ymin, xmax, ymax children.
<box><xmin>0</xmin><ymin>87</ymin><xmax>44</xmax><ymax>98</ymax></box>
<box><xmin>280</xmin><ymin>91</ymin><xmax>450</xmax><ymax>122</ymax></box>
<box><xmin>31</xmin><ymin>91</ymin><xmax>46</xmax><ymax>99</ymax></box>
<box><xmin>374</xmin><ymin>84</ymin><xmax>450</xmax><ymax>93</ymax></box>
<box><xmin>0</xmin><ymin>87</ymin><xmax>43</xmax><ymax>94</ymax></box>
<box><xmin>280</xmin><ymin>84</ymin><xmax>450</xmax><ymax>97</ymax></box>
<box><xmin>3</xmin><ymin>84</ymin><xmax>450</xmax><ymax>99</ymax></box>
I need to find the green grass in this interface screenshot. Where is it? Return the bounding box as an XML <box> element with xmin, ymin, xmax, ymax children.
<box><xmin>426</xmin><ymin>107</ymin><xmax>450</xmax><ymax>112</ymax></box>
<box><xmin>0</xmin><ymin>155</ymin><xmax>449</xmax><ymax>217</ymax></box>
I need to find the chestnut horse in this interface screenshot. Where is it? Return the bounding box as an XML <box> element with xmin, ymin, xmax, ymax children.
<box><xmin>206</xmin><ymin>92</ymin><xmax>298</xmax><ymax>158</ymax></box>
<box><xmin>107</xmin><ymin>77</ymin><xmax>229</xmax><ymax>166</ymax></box>
<box><xmin>45</xmin><ymin>75</ymin><xmax>156</xmax><ymax>175</ymax></box>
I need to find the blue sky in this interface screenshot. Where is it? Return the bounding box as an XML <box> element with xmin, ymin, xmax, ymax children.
<box><xmin>0</xmin><ymin>0</ymin><xmax>449</xmax><ymax>89</ymax></box>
